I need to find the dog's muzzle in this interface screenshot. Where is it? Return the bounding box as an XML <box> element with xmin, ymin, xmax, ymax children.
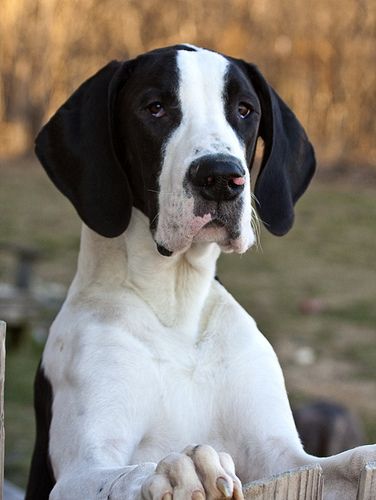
<box><xmin>155</xmin><ymin>153</ymin><xmax>251</xmax><ymax>257</ymax></box>
<box><xmin>188</xmin><ymin>154</ymin><xmax>245</xmax><ymax>202</ymax></box>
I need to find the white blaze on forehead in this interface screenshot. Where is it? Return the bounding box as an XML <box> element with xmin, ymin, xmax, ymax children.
<box><xmin>176</xmin><ymin>48</ymin><xmax>245</xmax><ymax>158</ymax></box>
<box><xmin>177</xmin><ymin>48</ymin><xmax>228</xmax><ymax>121</ymax></box>
<box><xmin>155</xmin><ymin>48</ymin><xmax>254</xmax><ymax>254</ymax></box>
<box><xmin>158</xmin><ymin>48</ymin><xmax>248</xmax><ymax>194</ymax></box>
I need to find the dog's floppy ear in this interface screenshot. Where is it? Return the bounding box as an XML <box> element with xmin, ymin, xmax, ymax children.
<box><xmin>244</xmin><ymin>63</ymin><xmax>316</xmax><ymax>236</ymax></box>
<box><xmin>35</xmin><ymin>60</ymin><xmax>134</xmax><ymax>238</ymax></box>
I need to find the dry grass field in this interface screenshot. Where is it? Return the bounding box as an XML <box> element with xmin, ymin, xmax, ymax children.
<box><xmin>1</xmin><ymin>0</ymin><xmax>375</xmax><ymax>165</ymax></box>
<box><xmin>1</xmin><ymin>157</ymin><xmax>375</xmax><ymax>488</ymax></box>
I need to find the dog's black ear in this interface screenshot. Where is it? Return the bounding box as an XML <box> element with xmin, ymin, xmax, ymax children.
<box><xmin>244</xmin><ymin>63</ymin><xmax>316</xmax><ymax>236</ymax></box>
<box><xmin>35</xmin><ymin>61</ymin><xmax>134</xmax><ymax>237</ymax></box>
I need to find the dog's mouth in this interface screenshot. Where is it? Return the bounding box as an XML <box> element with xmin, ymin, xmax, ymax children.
<box><xmin>200</xmin><ymin>219</ymin><xmax>225</xmax><ymax>229</ymax></box>
<box><xmin>153</xmin><ymin>186</ymin><xmax>255</xmax><ymax>257</ymax></box>
<box><xmin>193</xmin><ymin>218</ymin><xmax>252</xmax><ymax>254</ymax></box>
<box><xmin>155</xmin><ymin>216</ymin><xmax>249</xmax><ymax>257</ymax></box>
<box><xmin>192</xmin><ymin>219</ymin><xmax>227</xmax><ymax>241</ymax></box>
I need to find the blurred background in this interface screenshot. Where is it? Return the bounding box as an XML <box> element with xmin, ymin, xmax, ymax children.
<box><xmin>0</xmin><ymin>0</ymin><xmax>375</xmax><ymax>490</ymax></box>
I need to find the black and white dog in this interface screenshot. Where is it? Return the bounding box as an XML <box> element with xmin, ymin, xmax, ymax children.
<box><xmin>26</xmin><ymin>45</ymin><xmax>375</xmax><ymax>499</ymax></box>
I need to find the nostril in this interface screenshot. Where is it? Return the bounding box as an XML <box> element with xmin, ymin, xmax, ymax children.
<box><xmin>200</xmin><ymin>174</ymin><xmax>245</xmax><ymax>190</ymax></box>
<box><xmin>206</xmin><ymin>176</ymin><xmax>214</xmax><ymax>187</ymax></box>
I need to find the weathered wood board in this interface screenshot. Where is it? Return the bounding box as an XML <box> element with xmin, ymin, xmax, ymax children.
<box><xmin>357</xmin><ymin>461</ymin><xmax>376</xmax><ymax>500</ymax></box>
<box><xmin>243</xmin><ymin>464</ymin><xmax>323</xmax><ymax>499</ymax></box>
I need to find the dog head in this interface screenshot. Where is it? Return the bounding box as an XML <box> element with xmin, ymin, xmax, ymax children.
<box><xmin>36</xmin><ymin>45</ymin><xmax>315</xmax><ymax>256</ymax></box>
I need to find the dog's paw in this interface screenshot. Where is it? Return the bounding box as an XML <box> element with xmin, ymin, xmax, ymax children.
<box><xmin>141</xmin><ymin>444</ymin><xmax>244</xmax><ymax>499</ymax></box>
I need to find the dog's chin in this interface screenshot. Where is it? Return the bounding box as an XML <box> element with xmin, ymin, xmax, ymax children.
<box><xmin>192</xmin><ymin>223</ymin><xmax>250</xmax><ymax>253</ymax></box>
<box><xmin>156</xmin><ymin>220</ymin><xmax>254</xmax><ymax>256</ymax></box>
<box><xmin>209</xmin><ymin>229</ymin><xmax>255</xmax><ymax>254</ymax></box>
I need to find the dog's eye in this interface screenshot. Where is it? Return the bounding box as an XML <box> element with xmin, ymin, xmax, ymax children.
<box><xmin>238</xmin><ymin>102</ymin><xmax>253</xmax><ymax>119</ymax></box>
<box><xmin>147</xmin><ymin>102</ymin><xmax>166</xmax><ymax>118</ymax></box>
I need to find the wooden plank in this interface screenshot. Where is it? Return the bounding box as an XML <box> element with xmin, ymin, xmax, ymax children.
<box><xmin>243</xmin><ymin>465</ymin><xmax>323</xmax><ymax>500</ymax></box>
<box><xmin>357</xmin><ymin>461</ymin><xmax>376</xmax><ymax>500</ymax></box>
<box><xmin>0</xmin><ymin>321</ymin><xmax>5</xmax><ymax>500</ymax></box>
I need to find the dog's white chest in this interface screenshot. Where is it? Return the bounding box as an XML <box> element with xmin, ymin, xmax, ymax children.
<box><xmin>114</xmin><ymin>283</ymin><xmax>255</xmax><ymax>464</ymax></box>
<box><xmin>45</xmin><ymin>277</ymin><xmax>249</xmax><ymax>466</ymax></box>
<box><xmin>129</xmin><ymin>342</ymin><xmax>221</xmax><ymax>462</ymax></box>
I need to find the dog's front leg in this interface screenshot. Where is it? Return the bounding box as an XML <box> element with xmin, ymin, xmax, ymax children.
<box><xmin>49</xmin><ymin>463</ymin><xmax>156</xmax><ymax>500</ymax></box>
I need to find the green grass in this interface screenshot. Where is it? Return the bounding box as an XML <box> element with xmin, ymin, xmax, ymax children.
<box><xmin>323</xmin><ymin>301</ymin><xmax>376</xmax><ymax>328</ymax></box>
<box><xmin>1</xmin><ymin>157</ymin><xmax>376</xmax><ymax>488</ymax></box>
<box><xmin>0</xmin><ymin>157</ymin><xmax>80</xmax><ymax>286</ymax></box>
<box><xmin>5</xmin><ymin>336</ymin><xmax>43</xmax><ymax>487</ymax></box>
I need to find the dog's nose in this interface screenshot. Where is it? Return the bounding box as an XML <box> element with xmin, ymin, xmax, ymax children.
<box><xmin>188</xmin><ymin>155</ymin><xmax>246</xmax><ymax>202</ymax></box>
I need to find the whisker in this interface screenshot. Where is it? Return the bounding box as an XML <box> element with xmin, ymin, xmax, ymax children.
<box><xmin>150</xmin><ymin>211</ymin><xmax>160</xmax><ymax>227</ymax></box>
<box><xmin>250</xmin><ymin>193</ymin><xmax>262</xmax><ymax>250</ymax></box>
<box><xmin>147</xmin><ymin>189</ymin><xmax>185</xmax><ymax>196</ymax></box>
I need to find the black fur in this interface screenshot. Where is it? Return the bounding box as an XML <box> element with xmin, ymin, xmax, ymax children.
<box><xmin>238</xmin><ymin>60</ymin><xmax>315</xmax><ymax>235</ymax></box>
<box><xmin>114</xmin><ymin>48</ymin><xmax>183</xmax><ymax>233</ymax></box>
<box><xmin>35</xmin><ymin>61</ymin><xmax>134</xmax><ymax>238</ymax></box>
<box><xmin>26</xmin><ymin>364</ymin><xmax>55</xmax><ymax>499</ymax></box>
<box><xmin>34</xmin><ymin>46</ymin><xmax>190</xmax><ymax>239</ymax></box>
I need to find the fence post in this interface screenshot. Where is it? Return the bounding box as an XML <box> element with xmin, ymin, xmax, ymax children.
<box><xmin>243</xmin><ymin>464</ymin><xmax>323</xmax><ymax>499</ymax></box>
<box><xmin>357</xmin><ymin>461</ymin><xmax>376</xmax><ymax>500</ymax></box>
<box><xmin>0</xmin><ymin>321</ymin><xmax>5</xmax><ymax>500</ymax></box>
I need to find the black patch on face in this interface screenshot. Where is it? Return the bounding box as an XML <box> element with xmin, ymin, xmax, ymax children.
<box><xmin>26</xmin><ymin>363</ymin><xmax>55</xmax><ymax>499</ymax></box>
<box><xmin>115</xmin><ymin>48</ymin><xmax>185</xmax><ymax>231</ymax></box>
<box><xmin>223</xmin><ymin>60</ymin><xmax>262</xmax><ymax>166</ymax></box>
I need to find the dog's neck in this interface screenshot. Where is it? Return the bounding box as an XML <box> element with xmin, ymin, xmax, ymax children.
<box><xmin>70</xmin><ymin>208</ymin><xmax>221</xmax><ymax>333</ymax></box>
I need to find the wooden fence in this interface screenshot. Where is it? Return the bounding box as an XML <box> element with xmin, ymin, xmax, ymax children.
<box><xmin>243</xmin><ymin>465</ymin><xmax>323</xmax><ymax>499</ymax></box>
<box><xmin>0</xmin><ymin>320</ymin><xmax>375</xmax><ymax>499</ymax></box>
<box><xmin>243</xmin><ymin>462</ymin><xmax>376</xmax><ymax>499</ymax></box>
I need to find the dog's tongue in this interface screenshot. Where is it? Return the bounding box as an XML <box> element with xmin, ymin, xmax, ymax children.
<box><xmin>156</xmin><ymin>244</ymin><xmax>173</xmax><ymax>257</ymax></box>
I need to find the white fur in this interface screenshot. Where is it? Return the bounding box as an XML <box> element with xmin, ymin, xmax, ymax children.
<box><xmin>46</xmin><ymin>212</ymin><xmax>299</xmax><ymax>498</ymax></box>
<box><xmin>43</xmin><ymin>48</ymin><xmax>375</xmax><ymax>499</ymax></box>
<box><xmin>45</xmin><ymin>210</ymin><xmax>376</xmax><ymax>500</ymax></box>
<box><xmin>155</xmin><ymin>48</ymin><xmax>254</xmax><ymax>255</ymax></box>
